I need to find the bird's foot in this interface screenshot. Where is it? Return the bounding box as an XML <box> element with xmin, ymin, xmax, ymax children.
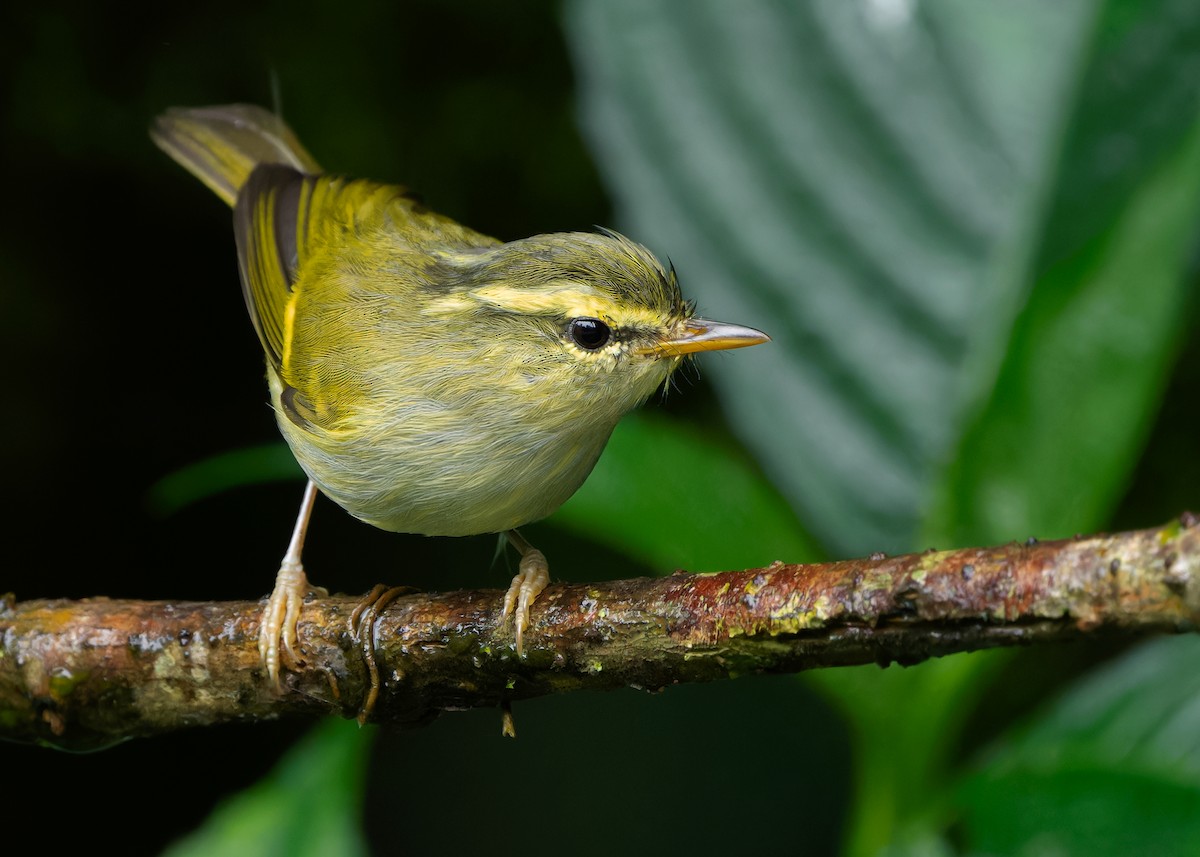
<box><xmin>349</xmin><ymin>584</ymin><xmax>414</xmax><ymax>723</ymax></box>
<box><xmin>258</xmin><ymin>559</ymin><xmax>327</xmax><ymax>689</ymax></box>
<box><xmin>501</xmin><ymin>541</ymin><xmax>550</xmax><ymax>656</ymax></box>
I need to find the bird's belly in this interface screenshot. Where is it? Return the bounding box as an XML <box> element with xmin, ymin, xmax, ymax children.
<box><xmin>278</xmin><ymin>405</ymin><xmax>613</xmax><ymax>537</ymax></box>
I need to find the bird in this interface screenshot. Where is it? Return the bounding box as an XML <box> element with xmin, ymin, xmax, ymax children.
<box><xmin>151</xmin><ymin>103</ymin><xmax>769</xmax><ymax>687</ymax></box>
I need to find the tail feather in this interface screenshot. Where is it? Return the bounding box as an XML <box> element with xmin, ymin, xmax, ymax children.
<box><xmin>150</xmin><ymin>104</ymin><xmax>322</xmax><ymax>207</ymax></box>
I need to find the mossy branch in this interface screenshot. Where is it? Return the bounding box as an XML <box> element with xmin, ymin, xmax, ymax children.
<box><xmin>3</xmin><ymin>515</ymin><xmax>1199</xmax><ymax>749</ymax></box>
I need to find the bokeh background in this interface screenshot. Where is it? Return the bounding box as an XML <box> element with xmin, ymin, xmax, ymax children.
<box><xmin>4</xmin><ymin>2</ymin><xmax>1200</xmax><ymax>855</ymax></box>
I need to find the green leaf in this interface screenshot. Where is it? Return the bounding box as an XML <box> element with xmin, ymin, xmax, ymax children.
<box><xmin>958</xmin><ymin>637</ymin><xmax>1200</xmax><ymax>856</ymax></box>
<box><xmin>567</xmin><ymin>4</ymin><xmax>1200</xmax><ymax>856</ymax></box>
<box><xmin>548</xmin><ymin>412</ymin><xmax>821</xmax><ymax>571</ymax></box>
<box><xmin>147</xmin><ymin>443</ymin><xmax>303</xmax><ymax>515</ymax></box>
<box><xmin>565</xmin><ymin>0</ymin><xmax>1097</xmax><ymax>556</ymax></box>
<box><xmin>162</xmin><ymin>719</ymin><xmax>372</xmax><ymax>857</ymax></box>
<box><xmin>567</xmin><ymin>0</ymin><xmax>1200</xmax><ymax>555</ymax></box>
<box><xmin>928</xmin><ymin>1</ymin><xmax>1200</xmax><ymax>546</ymax></box>
<box><xmin>964</xmin><ymin>769</ymin><xmax>1200</xmax><ymax>857</ymax></box>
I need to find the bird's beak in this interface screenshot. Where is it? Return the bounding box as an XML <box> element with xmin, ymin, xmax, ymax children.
<box><xmin>638</xmin><ymin>318</ymin><xmax>771</xmax><ymax>357</ymax></box>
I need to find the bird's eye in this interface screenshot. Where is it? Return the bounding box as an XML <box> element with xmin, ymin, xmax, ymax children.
<box><xmin>568</xmin><ymin>317</ymin><xmax>612</xmax><ymax>351</ymax></box>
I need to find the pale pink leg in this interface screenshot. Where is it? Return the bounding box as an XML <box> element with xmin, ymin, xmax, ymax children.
<box><xmin>259</xmin><ymin>480</ymin><xmax>325</xmax><ymax>687</ymax></box>
<box><xmin>501</xmin><ymin>529</ymin><xmax>550</xmax><ymax>656</ymax></box>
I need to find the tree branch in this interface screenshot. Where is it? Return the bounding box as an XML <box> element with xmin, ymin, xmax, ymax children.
<box><xmin>4</xmin><ymin>515</ymin><xmax>1198</xmax><ymax>749</ymax></box>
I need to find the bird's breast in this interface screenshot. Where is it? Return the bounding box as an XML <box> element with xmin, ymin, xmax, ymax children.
<box><xmin>271</xmin><ymin>369</ymin><xmax>618</xmax><ymax>537</ymax></box>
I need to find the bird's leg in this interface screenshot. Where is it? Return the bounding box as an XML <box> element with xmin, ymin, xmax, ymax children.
<box><xmin>259</xmin><ymin>480</ymin><xmax>326</xmax><ymax>687</ymax></box>
<box><xmin>501</xmin><ymin>528</ymin><xmax>550</xmax><ymax>655</ymax></box>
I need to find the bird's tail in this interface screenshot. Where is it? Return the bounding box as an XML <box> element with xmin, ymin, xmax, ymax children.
<box><xmin>150</xmin><ymin>104</ymin><xmax>322</xmax><ymax>207</ymax></box>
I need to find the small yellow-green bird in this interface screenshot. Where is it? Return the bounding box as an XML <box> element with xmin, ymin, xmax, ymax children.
<box><xmin>151</xmin><ymin>104</ymin><xmax>768</xmax><ymax>686</ymax></box>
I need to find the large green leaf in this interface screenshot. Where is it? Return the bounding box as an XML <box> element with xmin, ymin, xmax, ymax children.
<box><xmin>566</xmin><ymin>3</ymin><xmax>1200</xmax><ymax>856</ymax></box>
<box><xmin>958</xmin><ymin>637</ymin><xmax>1200</xmax><ymax>856</ymax></box>
<box><xmin>565</xmin><ymin>0</ymin><xmax>1093</xmax><ymax>557</ymax></box>
<box><xmin>928</xmin><ymin>1</ymin><xmax>1200</xmax><ymax>546</ymax></box>
<box><xmin>566</xmin><ymin>0</ymin><xmax>1200</xmax><ymax>557</ymax></box>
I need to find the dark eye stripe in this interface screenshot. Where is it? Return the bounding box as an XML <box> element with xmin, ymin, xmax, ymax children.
<box><xmin>568</xmin><ymin>317</ymin><xmax>612</xmax><ymax>351</ymax></box>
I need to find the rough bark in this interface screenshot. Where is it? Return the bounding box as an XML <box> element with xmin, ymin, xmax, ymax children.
<box><xmin>3</xmin><ymin>514</ymin><xmax>1198</xmax><ymax>749</ymax></box>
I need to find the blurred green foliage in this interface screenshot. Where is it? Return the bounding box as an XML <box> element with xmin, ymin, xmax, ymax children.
<box><xmin>959</xmin><ymin>637</ymin><xmax>1200</xmax><ymax>856</ymax></box>
<box><xmin>162</xmin><ymin>718</ymin><xmax>370</xmax><ymax>857</ymax></box>
<box><xmin>3</xmin><ymin>1</ymin><xmax>1200</xmax><ymax>856</ymax></box>
<box><xmin>566</xmin><ymin>1</ymin><xmax>1200</xmax><ymax>854</ymax></box>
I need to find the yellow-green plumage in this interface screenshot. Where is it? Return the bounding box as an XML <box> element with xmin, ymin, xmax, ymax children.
<box><xmin>258</xmin><ymin>180</ymin><xmax>688</xmax><ymax>536</ymax></box>
<box><xmin>153</xmin><ymin>103</ymin><xmax>767</xmax><ymax>680</ymax></box>
<box><xmin>154</xmin><ymin>105</ymin><xmax>693</xmax><ymax>537</ymax></box>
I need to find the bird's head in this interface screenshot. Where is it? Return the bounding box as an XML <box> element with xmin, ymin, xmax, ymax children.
<box><xmin>420</xmin><ymin>229</ymin><xmax>769</xmax><ymax>419</ymax></box>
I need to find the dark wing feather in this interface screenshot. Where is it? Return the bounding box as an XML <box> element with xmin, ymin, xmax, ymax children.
<box><xmin>233</xmin><ymin>164</ymin><xmax>313</xmax><ymax>375</ymax></box>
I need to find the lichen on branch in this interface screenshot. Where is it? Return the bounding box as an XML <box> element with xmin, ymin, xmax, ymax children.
<box><xmin>2</xmin><ymin>515</ymin><xmax>1197</xmax><ymax>749</ymax></box>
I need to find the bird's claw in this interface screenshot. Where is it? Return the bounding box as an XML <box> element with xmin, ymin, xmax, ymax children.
<box><xmin>501</xmin><ymin>545</ymin><xmax>549</xmax><ymax>655</ymax></box>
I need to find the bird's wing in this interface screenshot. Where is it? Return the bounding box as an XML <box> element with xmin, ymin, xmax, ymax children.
<box><xmin>235</xmin><ymin>164</ymin><xmax>397</xmax><ymax>431</ymax></box>
<box><xmin>234</xmin><ymin>164</ymin><xmax>317</xmax><ymax>378</ymax></box>
<box><xmin>234</xmin><ymin>164</ymin><xmax>500</xmax><ymax>432</ymax></box>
